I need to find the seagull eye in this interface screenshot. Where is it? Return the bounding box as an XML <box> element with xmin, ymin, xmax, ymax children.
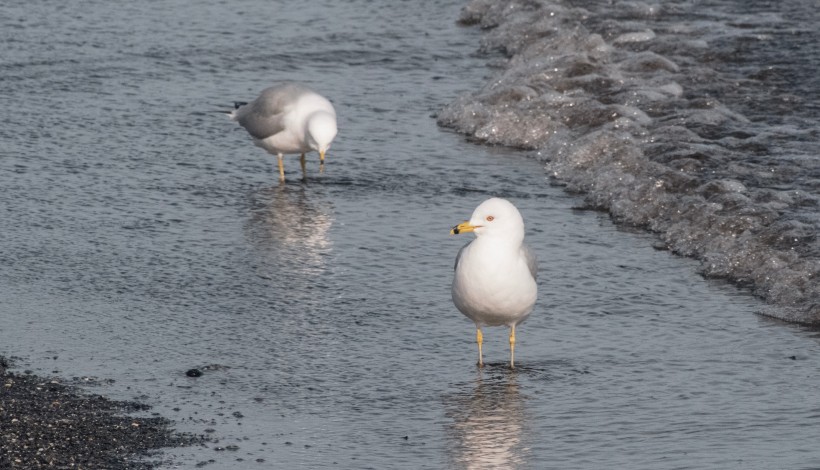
<box><xmin>486</xmin><ymin>216</ymin><xmax>495</xmax><ymax>222</ymax></box>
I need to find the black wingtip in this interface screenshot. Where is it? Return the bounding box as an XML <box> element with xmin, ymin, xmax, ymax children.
<box><xmin>233</xmin><ymin>101</ymin><xmax>248</xmax><ymax>109</ymax></box>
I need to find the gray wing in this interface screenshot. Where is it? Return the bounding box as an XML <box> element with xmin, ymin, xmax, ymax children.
<box><xmin>234</xmin><ymin>83</ymin><xmax>311</xmax><ymax>140</ymax></box>
<box><xmin>454</xmin><ymin>240</ymin><xmax>472</xmax><ymax>271</ymax></box>
<box><xmin>521</xmin><ymin>243</ymin><xmax>538</xmax><ymax>280</ymax></box>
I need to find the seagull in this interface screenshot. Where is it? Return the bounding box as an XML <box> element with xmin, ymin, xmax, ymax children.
<box><xmin>450</xmin><ymin>198</ymin><xmax>538</xmax><ymax>368</ymax></box>
<box><xmin>229</xmin><ymin>82</ymin><xmax>337</xmax><ymax>181</ymax></box>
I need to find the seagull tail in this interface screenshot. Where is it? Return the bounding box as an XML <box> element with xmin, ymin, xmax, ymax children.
<box><xmin>213</xmin><ymin>109</ymin><xmax>238</xmax><ymax>120</ymax></box>
<box><xmin>215</xmin><ymin>101</ymin><xmax>248</xmax><ymax>121</ymax></box>
<box><xmin>213</xmin><ymin>102</ymin><xmax>245</xmax><ymax>120</ymax></box>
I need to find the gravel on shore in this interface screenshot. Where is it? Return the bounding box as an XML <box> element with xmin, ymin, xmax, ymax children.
<box><xmin>0</xmin><ymin>356</ymin><xmax>202</xmax><ymax>469</ymax></box>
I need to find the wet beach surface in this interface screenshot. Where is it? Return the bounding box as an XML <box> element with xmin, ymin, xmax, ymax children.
<box><xmin>0</xmin><ymin>356</ymin><xmax>201</xmax><ymax>469</ymax></box>
<box><xmin>2</xmin><ymin>0</ymin><xmax>820</xmax><ymax>469</ymax></box>
<box><xmin>439</xmin><ymin>0</ymin><xmax>820</xmax><ymax>322</ymax></box>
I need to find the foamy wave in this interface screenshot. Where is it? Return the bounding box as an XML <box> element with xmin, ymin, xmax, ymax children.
<box><xmin>439</xmin><ymin>0</ymin><xmax>819</xmax><ymax>323</ymax></box>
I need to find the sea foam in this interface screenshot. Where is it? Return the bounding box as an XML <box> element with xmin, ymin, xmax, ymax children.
<box><xmin>439</xmin><ymin>0</ymin><xmax>819</xmax><ymax>323</ymax></box>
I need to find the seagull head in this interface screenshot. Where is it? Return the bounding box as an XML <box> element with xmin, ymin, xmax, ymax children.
<box><xmin>306</xmin><ymin>111</ymin><xmax>338</xmax><ymax>162</ymax></box>
<box><xmin>450</xmin><ymin>198</ymin><xmax>525</xmax><ymax>244</ymax></box>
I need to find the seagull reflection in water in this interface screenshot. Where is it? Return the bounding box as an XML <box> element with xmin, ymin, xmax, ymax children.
<box><xmin>246</xmin><ymin>185</ymin><xmax>333</xmax><ymax>276</ymax></box>
<box><xmin>447</xmin><ymin>370</ymin><xmax>529</xmax><ymax>469</ymax></box>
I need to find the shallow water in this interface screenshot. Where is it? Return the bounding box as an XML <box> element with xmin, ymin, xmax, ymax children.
<box><xmin>438</xmin><ymin>0</ymin><xmax>820</xmax><ymax>322</ymax></box>
<box><xmin>2</xmin><ymin>0</ymin><xmax>820</xmax><ymax>469</ymax></box>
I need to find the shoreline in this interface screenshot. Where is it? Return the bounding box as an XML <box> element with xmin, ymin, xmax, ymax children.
<box><xmin>0</xmin><ymin>356</ymin><xmax>202</xmax><ymax>469</ymax></box>
<box><xmin>437</xmin><ymin>0</ymin><xmax>819</xmax><ymax>323</ymax></box>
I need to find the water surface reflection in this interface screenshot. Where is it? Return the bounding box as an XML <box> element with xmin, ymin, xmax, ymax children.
<box><xmin>245</xmin><ymin>184</ymin><xmax>334</xmax><ymax>277</ymax></box>
<box><xmin>447</xmin><ymin>368</ymin><xmax>530</xmax><ymax>469</ymax></box>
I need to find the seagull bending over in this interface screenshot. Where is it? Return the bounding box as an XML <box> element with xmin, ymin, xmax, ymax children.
<box><xmin>229</xmin><ymin>82</ymin><xmax>337</xmax><ymax>181</ymax></box>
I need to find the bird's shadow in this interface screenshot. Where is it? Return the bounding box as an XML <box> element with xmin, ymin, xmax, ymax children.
<box><xmin>475</xmin><ymin>358</ymin><xmax>585</xmax><ymax>382</ymax></box>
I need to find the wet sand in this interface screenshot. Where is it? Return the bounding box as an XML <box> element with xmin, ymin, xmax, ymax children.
<box><xmin>0</xmin><ymin>356</ymin><xmax>201</xmax><ymax>469</ymax></box>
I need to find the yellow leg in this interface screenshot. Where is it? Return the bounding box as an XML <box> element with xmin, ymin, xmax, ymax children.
<box><xmin>319</xmin><ymin>150</ymin><xmax>325</xmax><ymax>174</ymax></box>
<box><xmin>299</xmin><ymin>153</ymin><xmax>306</xmax><ymax>179</ymax></box>
<box><xmin>277</xmin><ymin>154</ymin><xmax>285</xmax><ymax>181</ymax></box>
<box><xmin>509</xmin><ymin>325</ymin><xmax>516</xmax><ymax>369</ymax></box>
<box><xmin>476</xmin><ymin>327</ymin><xmax>484</xmax><ymax>368</ymax></box>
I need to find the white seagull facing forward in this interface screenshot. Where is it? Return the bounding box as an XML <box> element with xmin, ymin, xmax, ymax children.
<box><xmin>450</xmin><ymin>198</ymin><xmax>538</xmax><ymax>368</ymax></box>
<box><xmin>229</xmin><ymin>82</ymin><xmax>337</xmax><ymax>181</ymax></box>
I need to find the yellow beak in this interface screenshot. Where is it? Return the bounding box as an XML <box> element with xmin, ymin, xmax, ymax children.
<box><xmin>319</xmin><ymin>150</ymin><xmax>326</xmax><ymax>163</ymax></box>
<box><xmin>450</xmin><ymin>221</ymin><xmax>477</xmax><ymax>235</ymax></box>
